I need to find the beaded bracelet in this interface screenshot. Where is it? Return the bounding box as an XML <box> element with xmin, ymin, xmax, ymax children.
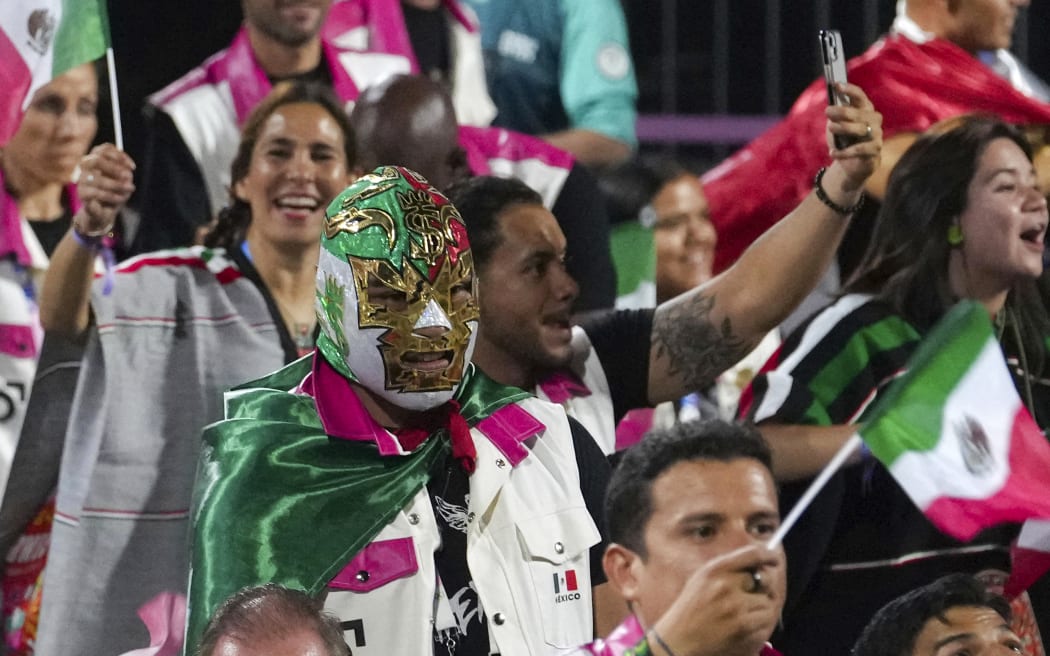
<box><xmin>71</xmin><ymin>226</ymin><xmax>104</xmax><ymax>251</ymax></box>
<box><xmin>71</xmin><ymin>217</ymin><xmax>114</xmax><ymax>251</ymax></box>
<box><xmin>70</xmin><ymin>218</ymin><xmax>118</xmax><ymax>295</ymax></box>
<box><xmin>813</xmin><ymin>167</ymin><xmax>865</xmax><ymax>216</ymax></box>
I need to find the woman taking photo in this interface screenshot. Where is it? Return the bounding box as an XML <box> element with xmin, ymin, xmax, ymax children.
<box><xmin>743</xmin><ymin>115</ymin><xmax>1050</xmax><ymax>654</ymax></box>
<box><xmin>30</xmin><ymin>81</ymin><xmax>356</xmax><ymax>656</ymax></box>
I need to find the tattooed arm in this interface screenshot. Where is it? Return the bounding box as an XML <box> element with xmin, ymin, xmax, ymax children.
<box><xmin>646</xmin><ymin>84</ymin><xmax>882</xmax><ymax>404</ymax></box>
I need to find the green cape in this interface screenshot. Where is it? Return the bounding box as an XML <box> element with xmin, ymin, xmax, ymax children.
<box><xmin>185</xmin><ymin>356</ymin><xmax>530</xmax><ymax>650</ymax></box>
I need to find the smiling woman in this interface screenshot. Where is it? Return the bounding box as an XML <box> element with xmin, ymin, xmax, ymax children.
<box><xmin>22</xmin><ymin>81</ymin><xmax>357</xmax><ymax>655</ymax></box>
<box><xmin>202</xmin><ymin>84</ymin><xmax>355</xmax><ymax>352</ymax></box>
<box><xmin>742</xmin><ymin>116</ymin><xmax>1050</xmax><ymax>653</ymax></box>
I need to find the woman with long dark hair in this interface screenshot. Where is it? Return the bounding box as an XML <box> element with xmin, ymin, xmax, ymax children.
<box><xmin>742</xmin><ymin>115</ymin><xmax>1050</xmax><ymax>654</ymax></box>
<box><xmin>30</xmin><ymin>81</ymin><xmax>356</xmax><ymax>655</ymax></box>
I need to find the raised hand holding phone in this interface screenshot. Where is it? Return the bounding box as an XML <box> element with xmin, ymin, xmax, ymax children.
<box><xmin>820</xmin><ymin>29</ymin><xmax>859</xmax><ymax>150</ymax></box>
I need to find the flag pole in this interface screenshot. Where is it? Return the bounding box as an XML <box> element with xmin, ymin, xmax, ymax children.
<box><xmin>105</xmin><ymin>47</ymin><xmax>123</xmax><ymax>151</ymax></box>
<box><xmin>767</xmin><ymin>433</ymin><xmax>863</xmax><ymax>549</ymax></box>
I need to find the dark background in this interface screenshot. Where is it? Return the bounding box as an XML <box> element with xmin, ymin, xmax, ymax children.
<box><xmin>95</xmin><ymin>1</ymin><xmax>1050</xmax><ymax>173</ymax></box>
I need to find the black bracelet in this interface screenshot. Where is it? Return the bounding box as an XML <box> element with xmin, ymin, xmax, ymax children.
<box><xmin>813</xmin><ymin>167</ymin><xmax>865</xmax><ymax>216</ymax></box>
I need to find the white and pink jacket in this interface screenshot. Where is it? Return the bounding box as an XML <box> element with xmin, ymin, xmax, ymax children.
<box><xmin>150</xmin><ymin>1</ymin><xmax>496</xmax><ymax>219</ymax></box>
<box><xmin>324</xmin><ymin>0</ymin><xmax>495</xmax><ymax>127</ymax></box>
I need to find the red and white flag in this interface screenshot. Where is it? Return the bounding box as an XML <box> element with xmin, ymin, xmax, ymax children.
<box><xmin>1006</xmin><ymin>519</ymin><xmax>1050</xmax><ymax>598</ymax></box>
<box><xmin>769</xmin><ymin>301</ymin><xmax>1050</xmax><ymax>599</ymax></box>
<box><xmin>0</xmin><ymin>0</ymin><xmax>110</xmax><ymax>142</ymax></box>
<box><xmin>858</xmin><ymin>302</ymin><xmax>1050</xmax><ymax>541</ymax></box>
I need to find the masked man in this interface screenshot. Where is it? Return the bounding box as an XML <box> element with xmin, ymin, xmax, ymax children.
<box><xmin>186</xmin><ymin>166</ymin><xmax>610</xmax><ymax>656</ymax></box>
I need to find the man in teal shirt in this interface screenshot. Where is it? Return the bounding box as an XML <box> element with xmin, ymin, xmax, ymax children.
<box><xmin>464</xmin><ymin>0</ymin><xmax>638</xmax><ymax>166</ymax></box>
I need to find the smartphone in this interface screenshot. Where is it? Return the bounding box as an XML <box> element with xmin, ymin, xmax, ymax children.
<box><xmin>819</xmin><ymin>29</ymin><xmax>856</xmax><ymax>149</ymax></box>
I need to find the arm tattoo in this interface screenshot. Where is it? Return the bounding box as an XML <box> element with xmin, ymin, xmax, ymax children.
<box><xmin>651</xmin><ymin>292</ymin><xmax>749</xmax><ymax>390</ymax></box>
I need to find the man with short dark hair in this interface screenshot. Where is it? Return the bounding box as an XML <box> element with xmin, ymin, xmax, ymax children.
<box><xmin>197</xmin><ymin>584</ymin><xmax>350</xmax><ymax>656</ymax></box>
<box><xmin>852</xmin><ymin>574</ymin><xmax>1023</xmax><ymax>656</ymax></box>
<box><xmin>576</xmin><ymin>420</ymin><xmax>784</xmax><ymax>656</ymax></box>
<box><xmin>444</xmin><ymin>82</ymin><xmax>881</xmax><ymax>454</ymax></box>
<box><xmin>139</xmin><ymin>0</ymin><xmax>483</xmax><ymax>255</ymax></box>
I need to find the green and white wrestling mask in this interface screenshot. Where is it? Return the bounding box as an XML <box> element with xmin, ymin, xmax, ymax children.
<box><xmin>315</xmin><ymin>166</ymin><xmax>479</xmax><ymax>411</ymax></box>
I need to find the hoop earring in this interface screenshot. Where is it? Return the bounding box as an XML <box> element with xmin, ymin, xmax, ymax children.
<box><xmin>947</xmin><ymin>224</ymin><xmax>964</xmax><ymax>246</ymax></box>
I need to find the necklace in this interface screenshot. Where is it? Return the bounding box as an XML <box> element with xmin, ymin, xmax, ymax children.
<box><xmin>289</xmin><ymin>322</ymin><xmax>314</xmax><ymax>357</ymax></box>
<box><xmin>237</xmin><ymin>240</ymin><xmax>317</xmax><ymax>356</ymax></box>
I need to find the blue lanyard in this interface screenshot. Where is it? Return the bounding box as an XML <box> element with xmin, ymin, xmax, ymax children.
<box><xmin>11</xmin><ymin>260</ymin><xmax>36</xmax><ymax>303</ymax></box>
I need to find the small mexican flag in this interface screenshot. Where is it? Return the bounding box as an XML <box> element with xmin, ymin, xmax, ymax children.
<box><xmin>1005</xmin><ymin>519</ymin><xmax>1050</xmax><ymax>598</ymax></box>
<box><xmin>860</xmin><ymin>301</ymin><xmax>1050</xmax><ymax>542</ymax></box>
<box><xmin>0</xmin><ymin>0</ymin><xmax>110</xmax><ymax>142</ymax></box>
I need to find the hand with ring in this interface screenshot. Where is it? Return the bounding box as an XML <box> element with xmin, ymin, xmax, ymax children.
<box><xmin>647</xmin><ymin>544</ymin><xmax>785</xmax><ymax>656</ymax></box>
<box><xmin>746</xmin><ymin>568</ymin><xmax>764</xmax><ymax>594</ymax></box>
<box><xmin>823</xmin><ymin>82</ymin><xmax>882</xmax><ymax>193</ymax></box>
<box><xmin>74</xmin><ymin>144</ymin><xmax>136</xmax><ymax>237</ymax></box>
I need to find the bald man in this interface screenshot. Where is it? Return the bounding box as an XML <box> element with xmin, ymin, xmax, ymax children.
<box><xmin>350</xmin><ymin>73</ymin><xmax>616</xmax><ymax>312</ymax></box>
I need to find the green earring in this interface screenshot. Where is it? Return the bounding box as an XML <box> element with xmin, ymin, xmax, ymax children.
<box><xmin>947</xmin><ymin>224</ymin><xmax>964</xmax><ymax>246</ymax></box>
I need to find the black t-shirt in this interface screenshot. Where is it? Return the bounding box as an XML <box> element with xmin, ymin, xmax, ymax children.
<box><xmin>402</xmin><ymin>1</ymin><xmax>451</xmax><ymax>84</ymax></box>
<box><xmin>553</xmin><ymin>164</ymin><xmax>616</xmax><ymax>313</ymax></box>
<box><xmin>131</xmin><ymin>109</ymin><xmax>212</xmax><ymax>255</ymax></box>
<box><xmin>269</xmin><ymin>61</ymin><xmax>333</xmax><ymax>87</ymax></box>
<box><xmin>426</xmin><ymin>416</ymin><xmax>610</xmax><ymax>655</ymax></box>
<box><xmin>28</xmin><ymin>211</ymin><xmax>73</xmax><ymax>257</ymax></box>
<box><xmin>579</xmin><ymin>308</ymin><xmax>655</xmax><ymax>423</ymax></box>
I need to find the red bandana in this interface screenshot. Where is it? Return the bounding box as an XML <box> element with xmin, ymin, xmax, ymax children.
<box><xmin>393</xmin><ymin>399</ymin><xmax>476</xmax><ymax>474</ymax></box>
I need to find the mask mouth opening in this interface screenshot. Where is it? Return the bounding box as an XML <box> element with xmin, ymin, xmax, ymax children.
<box><xmin>401</xmin><ymin>349</ymin><xmax>454</xmax><ymax>372</ymax></box>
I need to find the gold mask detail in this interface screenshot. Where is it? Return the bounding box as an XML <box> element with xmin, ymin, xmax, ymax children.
<box><xmin>348</xmin><ymin>251</ymin><xmax>479</xmax><ymax>393</ymax></box>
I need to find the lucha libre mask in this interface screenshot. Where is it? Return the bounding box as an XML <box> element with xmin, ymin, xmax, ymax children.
<box><xmin>315</xmin><ymin>166</ymin><xmax>479</xmax><ymax>411</ymax></box>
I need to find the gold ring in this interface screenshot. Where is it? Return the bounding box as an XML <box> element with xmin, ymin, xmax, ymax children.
<box><xmin>747</xmin><ymin>569</ymin><xmax>763</xmax><ymax>594</ymax></box>
<box><xmin>865</xmin><ymin>124</ymin><xmax>873</xmax><ymax>139</ymax></box>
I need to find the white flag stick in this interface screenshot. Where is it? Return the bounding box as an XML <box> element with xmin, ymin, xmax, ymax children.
<box><xmin>767</xmin><ymin>433</ymin><xmax>863</xmax><ymax>550</ymax></box>
<box><xmin>105</xmin><ymin>47</ymin><xmax>123</xmax><ymax>151</ymax></box>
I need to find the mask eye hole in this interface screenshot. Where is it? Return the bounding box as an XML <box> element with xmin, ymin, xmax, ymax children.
<box><xmin>366</xmin><ymin>273</ymin><xmax>409</xmax><ymax>312</ymax></box>
<box><xmin>450</xmin><ymin>276</ymin><xmax>475</xmax><ymax>308</ymax></box>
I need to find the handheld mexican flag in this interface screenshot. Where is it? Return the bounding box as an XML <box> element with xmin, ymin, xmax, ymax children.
<box><xmin>0</xmin><ymin>0</ymin><xmax>112</xmax><ymax>143</ymax></box>
<box><xmin>1005</xmin><ymin>519</ymin><xmax>1050</xmax><ymax>599</ymax></box>
<box><xmin>859</xmin><ymin>300</ymin><xmax>1050</xmax><ymax>542</ymax></box>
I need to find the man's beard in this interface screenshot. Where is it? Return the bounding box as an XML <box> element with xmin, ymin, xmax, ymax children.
<box><xmin>257</xmin><ymin>21</ymin><xmax>318</xmax><ymax>48</ymax></box>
